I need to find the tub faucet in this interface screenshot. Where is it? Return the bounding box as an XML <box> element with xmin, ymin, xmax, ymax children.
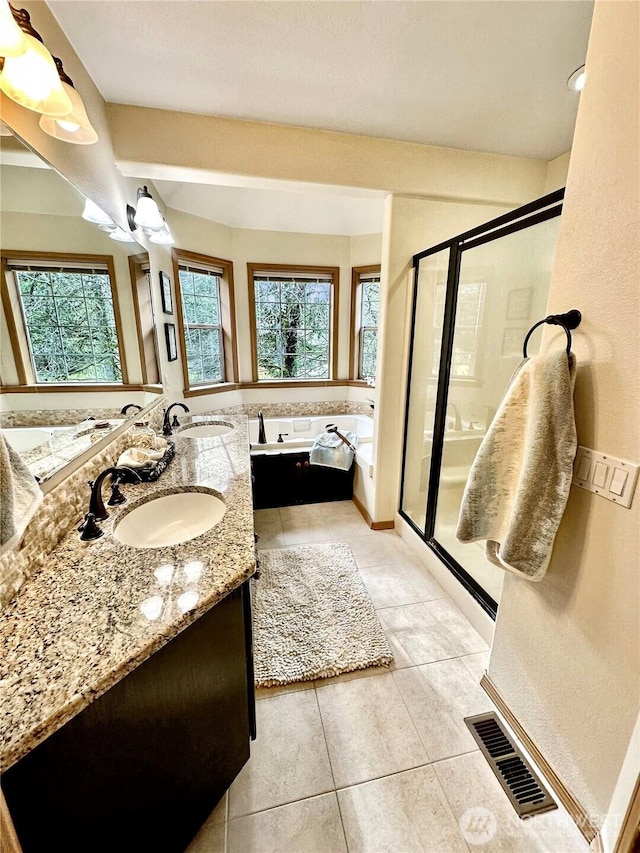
<box><xmin>446</xmin><ymin>402</ymin><xmax>462</xmax><ymax>432</ymax></box>
<box><xmin>120</xmin><ymin>403</ymin><xmax>143</xmax><ymax>415</ymax></box>
<box><xmin>257</xmin><ymin>411</ymin><xmax>267</xmax><ymax>444</ymax></box>
<box><xmin>163</xmin><ymin>402</ymin><xmax>190</xmax><ymax>436</ymax></box>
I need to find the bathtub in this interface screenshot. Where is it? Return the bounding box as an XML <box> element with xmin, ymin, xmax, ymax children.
<box><xmin>3</xmin><ymin>425</ymin><xmax>74</xmax><ymax>454</ymax></box>
<box><xmin>248</xmin><ymin>414</ymin><xmax>373</xmax><ymax>453</ymax></box>
<box><xmin>249</xmin><ymin>414</ymin><xmax>374</xmax><ymax>508</ymax></box>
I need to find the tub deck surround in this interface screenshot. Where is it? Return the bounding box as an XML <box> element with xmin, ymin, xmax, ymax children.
<box><xmin>0</xmin><ymin>415</ymin><xmax>255</xmax><ymax>772</ymax></box>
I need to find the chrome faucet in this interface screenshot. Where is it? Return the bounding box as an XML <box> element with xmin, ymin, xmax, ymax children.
<box><xmin>79</xmin><ymin>466</ymin><xmax>141</xmax><ymax>541</ymax></box>
<box><xmin>120</xmin><ymin>403</ymin><xmax>143</xmax><ymax>415</ymax></box>
<box><xmin>162</xmin><ymin>402</ymin><xmax>190</xmax><ymax>436</ymax></box>
<box><xmin>446</xmin><ymin>402</ymin><xmax>462</xmax><ymax>432</ymax></box>
<box><xmin>257</xmin><ymin>410</ymin><xmax>267</xmax><ymax>444</ymax></box>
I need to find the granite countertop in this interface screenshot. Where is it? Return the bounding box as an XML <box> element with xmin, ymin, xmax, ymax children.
<box><xmin>0</xmin><ymin>415</ymin><xmax>255</xmax><ymax>771</ymax></box>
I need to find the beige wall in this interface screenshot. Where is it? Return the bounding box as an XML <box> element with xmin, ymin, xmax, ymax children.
<box><xmin>373</xmin><ymin>195</ymin><xmax>515</xmax><ymax>523</ymax></box>
<box><xmin>488</xmin><ymin>0</ymin><xmax>640</xmax><ymax>838</ymax></box>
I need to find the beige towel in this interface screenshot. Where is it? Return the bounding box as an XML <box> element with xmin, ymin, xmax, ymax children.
<box><xmin>0</xmin><ymin>432</ymin><xmax>43</xmax><ymax>555</ymax></box>
<box><xmin>456</xmin><ymin>349</ymin><xmax>577</xmax><ymax>581</ymax></box>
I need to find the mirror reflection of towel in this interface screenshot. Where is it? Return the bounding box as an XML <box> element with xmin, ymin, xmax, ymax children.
<box><xmin>309</xmin><ymin>431</ymin><xmax>358</xmax><ymax>471</ymax></box>
<box><xmin>0</xmin><ymin>432</ymin><xmax>43</xmax><ymax>555</ymax></box>
<box><xmin>457</xmin><ymin>350</ymin><xmax>577</xmax><ymax>581</ymax></box>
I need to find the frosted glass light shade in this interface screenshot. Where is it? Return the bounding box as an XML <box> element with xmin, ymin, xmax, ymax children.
<box><xmin>149</xmin><ymin>223</ymin><xmax>175</xmax><ymax>245</ymax></box>
<box><xmin>39</xmin><ymin>80</ymin><xmax>98</xmax><ymax>144</ymax></box>
<box><xmin>0</xmin><ymin>33</ymin><xmax>72</xmax><ymax>116</ymax></box>
<box><xmin>133</xmin><ymin>187</ymin><xmax>164</xmax><ymax>231</ymax></box>
<box><xmin>82</xmin><ymin>198</ymin><xmax>114</xmax><ymax>227</ymax></box>
<box><xmin>0</xmin><ymin>0</ymin><xmax>26</xmax><ymax>57</ymax></box>
<box><xmin>109</xmin><ymin>227</ymin><xmax>136</xmax><ymax>243</ymax></box>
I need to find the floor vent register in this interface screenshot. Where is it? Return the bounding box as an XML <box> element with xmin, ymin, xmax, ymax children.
<box><xmin>465</xmin><ymin>712</ymin><xmax>557</xmax><ymax>818</ymax></box>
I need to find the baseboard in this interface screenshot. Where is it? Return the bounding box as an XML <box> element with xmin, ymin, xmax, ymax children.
<box><xmin>481</xmin><ymin>673</ymin><xmax>602</xmax><ymax>850</ymax></box>
<box><xmin>352</xmin><ymin>494</ymin><xmax>394</xmax><ymax>530</ymax></box>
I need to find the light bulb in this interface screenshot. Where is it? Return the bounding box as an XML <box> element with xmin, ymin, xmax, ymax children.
<box><xmin>0</xmin><ymin>0</ymin><xmax>26</xmax><ymax>57</ymax></box>
<box><xmin>39</xmin><ymin>80</ymin><xmax>98</xmax><ymax>144</ymax></box>
<box><xmin>0</xmin><ymin>32</ymin><xmax>72</xmax><ymax>116</ymax></box>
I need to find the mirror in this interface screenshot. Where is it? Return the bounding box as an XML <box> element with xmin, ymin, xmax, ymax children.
<box><xmin>0</xmin><ymin>133</ymin><xmax>162</xmax><ymax>483</ymax></box>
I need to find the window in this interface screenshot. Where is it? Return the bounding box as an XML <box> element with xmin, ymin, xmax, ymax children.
<box><xmin>248</xmin><ymin>264</ymin><xmax>339</xmax><ymax>381</ymax></box>
<box><xmin>350</xmin><ymin>265</ymin><xmax>381</xmax><ymax>381</ymax></box>
<box><xmin>172</xmin><ymin>250</ymin><xmax>237</xmax><ymax>393</ymax></box>
<box><xmin>432</xmin><ymin>281</ymin><xmax>486</xmax><ymax>379</ymax></box>
<box><xmin>1</xmin><ymin>253</ymin><xmax>126</xmax><ymax>384</ymax></box>
<box><xmin>178</xmin><ymin>265</ymin><xmax>224</xmax><ymax>384</ymax></box>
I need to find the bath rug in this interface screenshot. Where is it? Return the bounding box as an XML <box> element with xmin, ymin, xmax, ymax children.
<box><xmin>252</xmin><ymin>543</ymin><xmax>393</xmax><ymax>687</ymax></box>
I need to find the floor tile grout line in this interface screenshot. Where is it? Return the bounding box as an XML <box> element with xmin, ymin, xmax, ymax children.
<box><xmin>429</xmin><ymin>759</ymin><xmax>475</xmax><ymax>853</ymax></box>
<box><xmin>311</xmin><ymin>687</ymin><xmax>352</xmax><ymax>853</ymax></box>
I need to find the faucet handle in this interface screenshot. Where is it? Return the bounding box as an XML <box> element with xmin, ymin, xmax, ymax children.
<box><xmin>78</xmin><ymin>512</ymin><xmax>104</xmax><ymax>541</ymax></box>
<box><xmin>108</xmin><ymin>477</ymin><xmax>127</xmax><ymax>506</ymax></box>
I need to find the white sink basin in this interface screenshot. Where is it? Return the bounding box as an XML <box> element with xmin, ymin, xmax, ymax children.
<box><xmin>178</xmin><ymin>422</ymin><xmax>234</xmax><ymax>438</ymax></box>
<box><xmin>113</xmin><ymin>490</ymin><xmax>226</xmax><ymax>548</ymax></box>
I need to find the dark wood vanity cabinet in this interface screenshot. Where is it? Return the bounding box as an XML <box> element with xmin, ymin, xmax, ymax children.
<box><xmin>2</xmin><ymin>581</ymin><xmax>256</xmax><ymax>853</ymax></box>
<box><xmin>252</xmin><ymin>451</ymin><xmax>355</xmax><ymax>509</ymax></box>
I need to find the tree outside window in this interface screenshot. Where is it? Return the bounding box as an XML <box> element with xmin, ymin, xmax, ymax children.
<box><xmin>15</xmin><ymin>266</ymin><xmax>121</xmax><ymax>382</ymax></box>
<box><xmin>359</xmin><ymin>275</ymin><xmax>380</xmax><ymax>379</ymax></box>
<box><xmin>251</xmin><ymin>270</ymin><xmax>335</xmax><ymax>380</ymax></box>
<box><xmin>178</xmin><ymin>265</ymin><xmax>224</xmax><ymax>384</ymax></box>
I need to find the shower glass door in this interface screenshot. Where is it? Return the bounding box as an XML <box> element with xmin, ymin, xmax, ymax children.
<box><xmin>399</xmin><ymin>191</ymin><xmax>564</xmax><ymax>618</ymax></box>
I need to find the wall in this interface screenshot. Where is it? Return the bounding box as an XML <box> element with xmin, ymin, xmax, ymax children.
<box><xmin>488</xmin><ymin>1</ymin><xmax>639</xmax><ymax>842</ymax></box>
<box><xmin>373</xmin><ymin>195</ymin><xmax>516</xmax><ymax>524</ymax></box>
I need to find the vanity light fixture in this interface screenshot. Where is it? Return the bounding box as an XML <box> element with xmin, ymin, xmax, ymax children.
<box><xmin>132</xmin><ymin>185</ymin><xmax>164</xmax><ymax>231</ymax></box>
<box><xmin>149</xmin><ymin>222</ymin><xmax>175</xmax><ymax>245</ymax></box>
<box><xmin>82</xmin><ymin>197</ymin><xmax>115</xmax><ymax>228</ymax></box>
<box><xmin>126</xmin><ymin>185</ymin><xmax>175</xmax><ymax>244</ymax></box>
<box><xmin>109</xmin><ymin>226</ymin><xmax>136</xmax><ymax>243</ymax></box>
<box><xmin>0</xmin><ymin>5</ymin><xmax>71</xmax><ymax>116</ymax></box>
<box><xmin>39</xmin><ymin>58</ymin><xmax>98</xmax><ymax>145</ymax></box>
<box><xmin>567</xmin><ymin>65</ymin><xmax>586</xmax><ymax>93</ymax></box>
<box><xmin>0</xmin><ymin>0</ymin><xmax>25</xmax><ymax>57</ymax></box>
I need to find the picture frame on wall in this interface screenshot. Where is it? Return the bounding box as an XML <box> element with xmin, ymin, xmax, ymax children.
<box><xmin>164</xmin><ymin>322</ymin><xmax>177</xmax><ymax>361</ymax></box>
<box><xmin>160</xmin><ymin>271</ymin><xmax>173</xmax><ymax>314</ymax></box>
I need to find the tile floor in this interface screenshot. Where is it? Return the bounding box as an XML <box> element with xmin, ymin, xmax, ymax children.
<box><xmin>187</xmin><ymin>501</ymin><xmax>589</xmax><ymax>853</ymax></box>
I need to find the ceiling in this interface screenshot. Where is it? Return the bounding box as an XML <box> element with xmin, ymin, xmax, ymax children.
<box><xmin>46</xmin><ymin>0</ymin><xmax>593</xmax><ymax>235</ymax></box>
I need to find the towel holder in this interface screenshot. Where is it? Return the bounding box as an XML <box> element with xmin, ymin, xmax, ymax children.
<box><xmin>523</xmin><ymin>309</ymin><xmax>582</xmax><ymax>358</ymax></box>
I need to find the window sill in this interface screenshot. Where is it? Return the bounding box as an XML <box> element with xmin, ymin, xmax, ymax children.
<box><xmin>0</xmin><ymin>383</ymin><xmax>155</xmax><ymax>394</ymax></box>
<box><xmin>183</xmin><ymin>383</ymin><xmax>239</xmax><ymax>398</ymax></box>
<box><xmin>241</xmin><ymin>379</ymin><xmax>346</xmax><ymax>389</ymax></box>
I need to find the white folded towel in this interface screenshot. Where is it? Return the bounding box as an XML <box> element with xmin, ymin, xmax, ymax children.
<box><xmin>0</xmin><ymin>431</ymin><xmax>43</xmax><ymax>555</ymax></box>
<box><xmin>456</xmin><ymin>349</ymin><xmax>577</xmax><ymax>581</ymax></box>
<box><xmin>117</xmin><ymin>447</ymin><xmax>164</xmax><ymax>469</ymax></box>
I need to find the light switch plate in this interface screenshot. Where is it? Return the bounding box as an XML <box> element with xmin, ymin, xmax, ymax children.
<box><xmin>572</xmin><ymin>446</ymin><xmax>639</xmax><ymax>508</ymax></box>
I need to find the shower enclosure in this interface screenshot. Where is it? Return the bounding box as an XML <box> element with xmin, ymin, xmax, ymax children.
<box><xmin>399</xmin><ymin>190</ymin><xmax>564</xmax><ymax>617</ymax></box>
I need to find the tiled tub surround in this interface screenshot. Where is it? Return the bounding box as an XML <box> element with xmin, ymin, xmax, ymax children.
<box><xmin>0</xmin><ymin>404</ymin><xmax>165</xmax><ymax>607</ymax></box>
<box><xmin>0</xmin><ymin>415</ymin><xmax>255</xmax><ymax>771</ymax></box>
<box><xmin>213</xmin><ymin>400</ymin><xmax>374</xmax><ymax>419</ymax></box>
<box><xmin>0</xmin><ymin>407</ymin><xmax>132</xmax><ymax>428</ymax></box>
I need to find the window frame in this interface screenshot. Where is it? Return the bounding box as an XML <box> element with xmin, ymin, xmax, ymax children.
<box><xmin>431</xmin><ymin>279</ymin><xmax>487</xmax><ymax>383</ymax></box>
<box><xmin>1</xmin><ymin>250</ymin><xmax>129</xmax><ymax>388</ymax></box>
<box><xmin>171</xmin><ymin>249</ymin><xmax>238</xmax><ymax>396</ymax></box>
<box><xmin>247</xmin><ymin>263</ymin><xmax>340</xmax><ymax>384</ymax></box>
<box><xmin>349</xmin><ymin>264</ymin><xmax>381</xmax><ymax>382</ymax></box>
